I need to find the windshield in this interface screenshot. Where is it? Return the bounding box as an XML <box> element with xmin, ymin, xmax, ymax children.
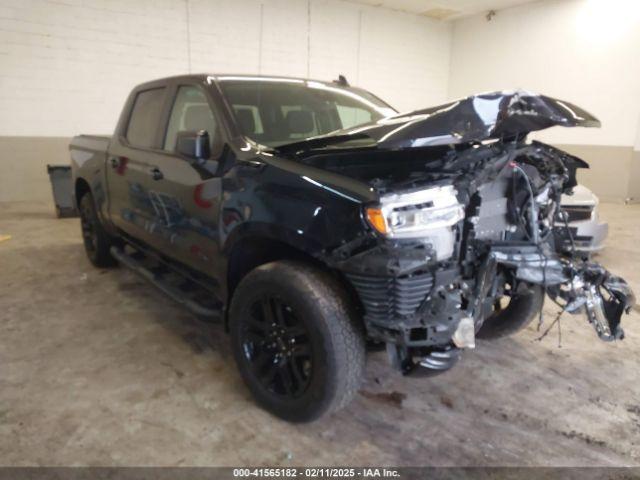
<box><xmin>217</xmin><ymin>78</ymin><xmax>395</xmax><ymax>147</ymax></box>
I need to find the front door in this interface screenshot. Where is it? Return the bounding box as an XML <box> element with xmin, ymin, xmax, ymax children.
<box><xmin>143</xmin><ymin>84</ymin><xmax>224</xmax><ymax>278</ymax></box>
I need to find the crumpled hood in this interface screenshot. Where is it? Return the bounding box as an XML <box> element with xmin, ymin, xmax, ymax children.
<box><xmin>288</xmin><ymin>90</ymin><xmax>600</xmax><ymax>152</ymax></box>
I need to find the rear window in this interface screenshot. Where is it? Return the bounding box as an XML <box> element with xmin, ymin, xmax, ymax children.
<box><xmin>126</xmin><ymin>88</ymin><xmax>166</xmax><ymax>148</ymax></box>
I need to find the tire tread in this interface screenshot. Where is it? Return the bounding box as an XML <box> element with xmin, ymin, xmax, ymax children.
<box><xmin>229</xmin><ymin>260</ymin><xmax>365</xmax><ymax>421</ymax></box>
<box><xmin>477</xmin><ymin>285</ymin><xmax>545</xmax><ymax>339</ymax></box>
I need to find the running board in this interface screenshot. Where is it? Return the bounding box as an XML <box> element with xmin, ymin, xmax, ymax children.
<box><xmin>110</xmin><ymin>246</ymin><xmax>221</xmax><ymax>320</ymax></box>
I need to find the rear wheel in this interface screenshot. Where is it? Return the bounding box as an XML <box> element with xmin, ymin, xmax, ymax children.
<box><xmin>229</xmin><ymin>261</ymin><xmax>365</xmax><ymax>422</ymax></box>
<box><xmin>476</xmin><ymin>285</ymin><xmax>545</xmax><ymax>339</ymax></box>
<box><xmin>79</xmin><ymin>192</ymin><xmax>118</xmax><ymax>268</ymax></box>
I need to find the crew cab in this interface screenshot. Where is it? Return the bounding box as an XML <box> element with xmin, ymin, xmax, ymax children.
<box><xmin>70</xmin><ymin>75</ymin><xmax>634</xmax><ymax>422</ymax></box>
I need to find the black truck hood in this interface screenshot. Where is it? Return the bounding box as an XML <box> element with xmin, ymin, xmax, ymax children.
<box><xmin>276</xmin><ymin>90</ymin><xmax>600</xmax><ymax>153</ymax></box>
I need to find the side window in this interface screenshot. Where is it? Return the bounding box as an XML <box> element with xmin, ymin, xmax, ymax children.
<box><xmin>164</xmin><ymin>86</ymin><xmax>218</xmax><ymax>152</ymax></box>
<box><xmin>126</xmin><ymin>88</ymin><xmax>166</xmax><ymax>148</ymax></box>
<box><xmin>336</xmin><ymin>104</ymin><xmax>373</xmax><ymax>130</ymax></box>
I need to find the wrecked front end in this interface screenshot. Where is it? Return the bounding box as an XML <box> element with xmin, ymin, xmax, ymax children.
<box><xmin>307</xmin><ymin>91</ymin><xmax>635</xmax><ymax>376</ymax></box>
<box><xmin>329</xmin><ymin>141</ymin><xmax>634</xmax><ymax>375</ymax></box>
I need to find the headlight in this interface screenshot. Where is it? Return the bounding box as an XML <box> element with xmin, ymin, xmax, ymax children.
<box><xmin>366</xmin><ymin>185</ymin><xmax>464</xmax><ymax>238</ymax></box>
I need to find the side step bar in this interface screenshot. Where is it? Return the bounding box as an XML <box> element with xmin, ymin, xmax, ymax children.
<box><xmin>110</xmin><ymin>246</ymin><xmax>221</xmax><ymax>320</ymax></box>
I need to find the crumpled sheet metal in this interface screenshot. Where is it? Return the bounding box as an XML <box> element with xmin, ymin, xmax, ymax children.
<box><xmin>490</xmin><ymin>249</ymin><xmax>567</xmax><ymax>285</ymax></box>
<box><xmin>492</xmin><ymin>248</ymin><xmax>635</xmax><ymax>342</ymax></box>
<box><xmin>344</xmin><ymin>89</ymin><xmax>601</xmax><ymax>150</ymax></box>
<box><xmin>574</xmin><ymin>269</ymin><xmax>636</xmax><ymax>341</ymax></box>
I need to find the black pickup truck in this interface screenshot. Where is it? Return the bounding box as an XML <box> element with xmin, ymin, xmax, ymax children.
<box><xmin>70</xmin><ymin>75</ymin><xmax>634</xmax><ymax>422</ymax></box>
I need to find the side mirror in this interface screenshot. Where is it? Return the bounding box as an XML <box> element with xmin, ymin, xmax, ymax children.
<box><xmin>176</xmin><ymin>130</ymin><xmax>210</xmax><ymax>160</ymax></box>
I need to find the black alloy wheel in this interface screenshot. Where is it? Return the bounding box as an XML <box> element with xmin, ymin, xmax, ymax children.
<box><xmin>229</xmin><ymin>260</ymin><xmax>366</xmax><ymax>422</ymax></box>
<box><xmin>240</xmin><ymin>296</ymin><xmax>312</xmax><ymax>398</ymax></box>
<box><xmin>80</xmin><ymin>198</ymin><xmax>98</xmax><ymax>256</ymax></box>
<box><xmin>78</xmin><ymin>192</ymin><xmax>118</xmax><ymax>268</ymax></box>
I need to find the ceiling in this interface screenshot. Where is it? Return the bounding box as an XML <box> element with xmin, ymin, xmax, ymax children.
<box><xmin>346</xmin><ymin>0</ymin><xmax>538</xmax><ymax>20</ymax></box>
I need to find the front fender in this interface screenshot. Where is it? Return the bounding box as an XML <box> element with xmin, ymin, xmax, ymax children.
<box><xmin>222</xmin><ymin>221</ymin><xmax>324</xmax><ymax>258</ymax></box>
<box><xmin>219</xmin><ymin>158</ymin><xmax>371</xmax><ymax>258</ymax></box>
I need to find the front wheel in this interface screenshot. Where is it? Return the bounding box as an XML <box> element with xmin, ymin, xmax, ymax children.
<box><xmin>229</xmin><ymin>261</ymin><xmax>366</xmax><ymax>422</ymax></box>
<box><xmin>476</xmin><ymin>285</ymin><xmax>545</xmax><ymax>339</ymax></box>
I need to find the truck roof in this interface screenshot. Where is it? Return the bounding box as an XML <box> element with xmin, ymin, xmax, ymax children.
<box><xmin>131</xmin><ymin>73</ymin><xmax>357</xmax><ymax>92</ymax></box>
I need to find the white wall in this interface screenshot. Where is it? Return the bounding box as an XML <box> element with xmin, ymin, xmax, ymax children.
<box><xmin>0</xmin><ymin>0</ymin><xmax>452</xmax><ymax>138</ymax></box>
<box><xmin>7</xmin><ymin>0</ymin><xmax>639</xmax><ymax>202</ymax></box>
<box><xmin>449</xmin><ymin>0</ymin><xmax>640</xmax><ymax>147</ymax></box>
<box><xmin>0</xmin><ymin>0</ymin><xmax>190</xmax><ymax>137</ymax></box>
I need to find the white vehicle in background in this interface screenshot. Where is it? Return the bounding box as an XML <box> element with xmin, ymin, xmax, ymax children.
<box><xmin>558</xmin><ymin>184</ymin><xmax>608</xmax><ymax>253</ymax></box>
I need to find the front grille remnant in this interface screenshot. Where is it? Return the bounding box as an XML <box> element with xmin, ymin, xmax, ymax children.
<box><xmin>347</xmin><ymin>271</ymin><xmax>434</xmax><ymax>324</ymax></box>
<box><xmin>560</xmin><ymin>205</ymin><xmax>593</xmax><ymax>223</ymax></box>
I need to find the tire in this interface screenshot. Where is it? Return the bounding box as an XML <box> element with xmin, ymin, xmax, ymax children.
<box><xmin>476</xmin><ymin>285</ymin><xmax>545</xmax><ymax>339</ymax></box>
<box><xmin>79</xmin><ymin>192</ymin><xmax>118</xmax><ymax>268</ymax></box>
<box><xmin>229</xmin><ymin>260</ymin><xmax>366</xmax><ymax>422</ymax></box>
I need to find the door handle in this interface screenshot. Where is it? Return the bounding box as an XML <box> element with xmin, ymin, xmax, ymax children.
<box><xmin>109</xmin><ymin>157</ymin><xmax>120</xmax><ymax>168</ymax></box>
<box><xmin>149</xmin><ymin>166</ymin><xmax>164</xmax><ymax>181</ymax></box>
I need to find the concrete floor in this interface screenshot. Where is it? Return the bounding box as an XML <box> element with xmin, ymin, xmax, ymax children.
<box><xmin>1</xmin><ymin>201</ymin><xmax>639</xmax><ymax>467</ymax></box>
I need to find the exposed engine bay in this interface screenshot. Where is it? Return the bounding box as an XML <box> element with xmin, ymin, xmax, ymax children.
<box><xmin>294</xmin><ymin>91</ymin><xmax>636</xmax><ymax>376</ymax></box>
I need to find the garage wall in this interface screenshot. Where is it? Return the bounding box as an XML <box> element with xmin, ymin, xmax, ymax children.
<box><xmin>449</xmin><ymin>0</ymin><xmax>640</xmax><ymax>202</ymax></box>
<box><xmin>631</xmin><ymin>120</ymin><xmax>640</xmax><ymax>202</ymax></box>
<box><xmin>0</xmin><ymin>0</ymin><xmax>452</xmax><ymax>202</ymax></box>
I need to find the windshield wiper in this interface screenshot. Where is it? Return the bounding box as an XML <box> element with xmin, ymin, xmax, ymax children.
<box><xmin>272</xmin><ymin>133</ymin><xmax>372</xmax><ymax>155</ymax></box>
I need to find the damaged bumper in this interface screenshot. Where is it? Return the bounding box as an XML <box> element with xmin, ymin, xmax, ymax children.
<box><xmin>491</xmin><ymin>245</ymin><xmax>635</xmax><ymax>341</ymax></box>
<box><xmin>336</xmin><ymin>242</ymin><xmax>477</xmax><ymax>375</ymax></box>
<box><xmin>340</xmin><ymin>240</ymin><xmax>635</xmax><ymax>375</ymax></box>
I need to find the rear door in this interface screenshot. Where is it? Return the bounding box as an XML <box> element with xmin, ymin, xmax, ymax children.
<box><xmin>106</xmin><ymin>86</ymin><xmax>172</xmax><ymax>251</ymax></box>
